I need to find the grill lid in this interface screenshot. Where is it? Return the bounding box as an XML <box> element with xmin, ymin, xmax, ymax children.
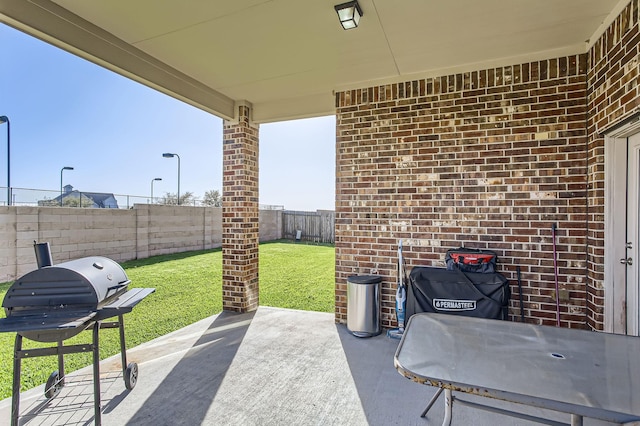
<box><xmin>3</xmin><ymin>256</ymin><xmax>130</xmax><ymax>312</ymax></box>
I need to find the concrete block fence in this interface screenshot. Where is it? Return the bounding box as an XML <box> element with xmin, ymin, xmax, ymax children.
<box><xmin>0</xmin><ymin>204</ymin><xmax>283</xmax><ymax>283</ymax></box>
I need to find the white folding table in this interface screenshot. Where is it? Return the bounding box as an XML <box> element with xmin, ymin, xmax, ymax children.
<box><xmin>394</xmin><ymin>313</ymin><xmax>640</xmax><ymax>426</ymax></box>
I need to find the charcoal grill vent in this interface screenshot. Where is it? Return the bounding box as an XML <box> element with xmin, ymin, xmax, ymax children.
<box><xmin>5</xmin><ymin>279</ymin><xmax>94</xmax><ymax>308</ymax></box>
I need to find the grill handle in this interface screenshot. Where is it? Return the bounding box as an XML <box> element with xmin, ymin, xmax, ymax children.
<box><xmin>106</xmin><ymin>280</ymin><xmax>131</xmax><ymax>298</ymax></box>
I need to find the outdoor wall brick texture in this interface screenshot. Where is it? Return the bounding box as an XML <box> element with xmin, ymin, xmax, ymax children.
<box><xmin>0</xmin><ymin>204</ymin><xmax>281</xmax><ymax>283</ymax></box>
<box><xmin>222</xmin><ymin>105</ymin><xmax>260</xmax><ymax>313</ymax></box>
<box><xmin>586</xmin><ymin>0</ymin><xmax>640</xmax><ymax>330</ymax></box>
<box><xmin>335</xmin><ymin>56</ymin><xmax>590</xmax><ymax>329</ymax></box>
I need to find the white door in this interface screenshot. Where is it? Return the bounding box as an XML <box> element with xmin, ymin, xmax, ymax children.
<box><xmin>605</xmin><ymin>128</ymin><xmax>640</xmax><ymax>336</ymax></box>
<box><xmin>625</xmin><ymin>134</ymin><xmax>640</xmax><ymax>335</ymax></box>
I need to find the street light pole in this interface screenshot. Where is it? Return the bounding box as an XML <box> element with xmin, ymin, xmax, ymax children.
<box><xmin>60</xmin><ymin>166</ymin><xmax>74</xmax><ymax>206</ymax></box>
<box><xmin>151</xmin><ymin>177</ymin><xmax>162</xmax><ymax>203</ymax></box>
<box><xmin>162</xmin><ymin>153</ymin><xmax>181</xmax><ymax>205</ymax></box>
<box><xmin>0</xmin><ymin>116</ymin><xmax>10</xmax><ymax>206</ymax></box>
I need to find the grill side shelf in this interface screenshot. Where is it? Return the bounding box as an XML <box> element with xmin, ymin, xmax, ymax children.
<box><xmin>0</xmin><ymin>311</ymin><xmax>96</xmax><ymax>333</ymax></box>
<box><xmin>97</xmin><ymin>288</ymin><xmax>155</xmax><ymax>320</ymax></box>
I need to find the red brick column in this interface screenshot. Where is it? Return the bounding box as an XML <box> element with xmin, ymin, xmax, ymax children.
<box><xmin>222</xmin><ymin>105</ymin><xmax>259</xmax><ymax>312</ymax></box>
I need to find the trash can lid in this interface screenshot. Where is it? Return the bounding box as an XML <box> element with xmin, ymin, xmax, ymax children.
<box><xmin>347</xmin><ymin>275</ymin><xmax>383</xmax><ymax>284</ymax></box>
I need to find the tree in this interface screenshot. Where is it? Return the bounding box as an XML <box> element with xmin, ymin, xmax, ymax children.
<box><xmin>63</xmin><ymin>194</ymin><xmax>94</xmax><ymax>208</ymax></box>
<box><xmin>203</xmin><ymin>189</ymin><xmax>222</xmax><ymax>207</ymax></box>
<box><xmin>158</xmin><ymin>191</ymin><xmax>195</xmax><ymax>206</ymax></box>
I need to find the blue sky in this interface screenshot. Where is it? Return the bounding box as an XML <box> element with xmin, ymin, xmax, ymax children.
<box><xmin>0</xmin><ymin>24</ymin><xmax>335</xmax><ymax>211</ymax></box>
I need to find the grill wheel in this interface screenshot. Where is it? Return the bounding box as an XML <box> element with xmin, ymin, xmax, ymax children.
<box><xmin>124</xmin><ymin>362</ymin><xmax>138</xmax><ymax>390</ymax></box>
<box><xmin>44</xmin><ymin>370</ymin><xmax>62</xmax><ymax>399</ymax></box>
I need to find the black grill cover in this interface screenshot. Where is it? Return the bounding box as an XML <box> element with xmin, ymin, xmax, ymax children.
<box><xmin>407</xmin><ymin>266</ymin><xmax>510</xmax><ymax>320</ymax></box>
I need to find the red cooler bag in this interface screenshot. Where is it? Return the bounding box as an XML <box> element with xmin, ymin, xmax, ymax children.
<box><xmin>445</xmin><ymin>247</ymin><xmax>497</xmax><ymax>274</ymax></box>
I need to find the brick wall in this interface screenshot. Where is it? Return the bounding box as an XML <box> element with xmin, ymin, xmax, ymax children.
<box><xmin>586</xmin><ymin>0</ymin><xmax>640</xmax><ymax>330</ymax></box>
<box><xmin>335</xmin><ymin>56</ymin><xmax>589</xmax><ymax>329</ymax></box>
<box><xmin>0</xmin><ymin>204</ymin><xmax>281</xmax><ymax>282</ymax></box>
<box><xmin>222</xmin><ymin>105</ymin><xmax>260</xmax><ymax>312</ymax></box>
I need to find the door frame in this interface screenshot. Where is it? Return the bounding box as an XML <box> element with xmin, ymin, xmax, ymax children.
<box><xmin>604</xmin><ymin>118</ymin><xmax>640</xmax><ymax>334</ymax></box>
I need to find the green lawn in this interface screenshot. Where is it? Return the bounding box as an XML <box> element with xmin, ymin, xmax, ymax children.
<box><xmin>0</xmin><ymin>241</ymin><xmax>335</xmax><ymax>400</ymax></box>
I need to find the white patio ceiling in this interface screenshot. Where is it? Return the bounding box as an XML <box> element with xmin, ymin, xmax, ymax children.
<box><xmin>0</xmin><ymin>0</ymin><xmax>626</xmax><ymax>123</ymax></box>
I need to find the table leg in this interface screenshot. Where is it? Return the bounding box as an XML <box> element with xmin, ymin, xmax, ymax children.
<box><xmin>421</xmin><ymin>387</ymin><xmax>444</xmax><ymax>417</ymax></box>
<box><xmin>442</xmin><ymin>388</ymin><xmax>453</xmax><ymax>426</ymax></box>
<box><xmin>570</xmin><ymin>414</ymin><xmax>583</xmax><ymax>426</ymax></box>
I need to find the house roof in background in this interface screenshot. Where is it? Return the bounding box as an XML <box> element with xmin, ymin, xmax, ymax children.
<box><xmin>55</xmin><ymin>185</ymin><xmax>118</xmax><ymax>207</ymax></box>
<box><xmin>0</xmin><ymin>0</ymin><xmax>625</xmax><ymax>123</ymax></box>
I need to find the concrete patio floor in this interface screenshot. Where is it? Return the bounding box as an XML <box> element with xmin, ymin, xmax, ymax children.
<box><xmin>0</xmin><ymin>306</ymin><xmax>619</xmax><ymax>425</ymax></box>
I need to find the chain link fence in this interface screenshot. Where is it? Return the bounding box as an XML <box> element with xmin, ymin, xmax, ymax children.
<box><xmin>0</xmin><ymin>187</ymin><xmax>284</xmax><ymax>210</ymax></box>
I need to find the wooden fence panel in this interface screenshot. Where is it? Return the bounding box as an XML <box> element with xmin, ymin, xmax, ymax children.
<box><xmin>282</xmin><ymin>210</ymin><xmax>335</xmax><ymax>243</ymax></box>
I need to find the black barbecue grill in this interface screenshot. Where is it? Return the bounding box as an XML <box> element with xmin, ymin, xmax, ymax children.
<box><xmin>0</xmin><ymin>243</ymin><xmax>155</xmax><ymax>426</ymax></box>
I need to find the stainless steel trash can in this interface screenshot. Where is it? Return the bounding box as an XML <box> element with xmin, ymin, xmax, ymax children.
<box><xmin>346</xmin><ymin>275</ymin><xmax>382</xmax><ymax>337</ymax></box>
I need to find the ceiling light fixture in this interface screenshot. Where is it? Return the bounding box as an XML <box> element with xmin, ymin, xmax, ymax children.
<box><xmin>335</xmin><ymin>1</ymin><xmax>363</xmax><ymax>30</ymax></box>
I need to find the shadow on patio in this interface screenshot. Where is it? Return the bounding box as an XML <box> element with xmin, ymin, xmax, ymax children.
<box><xmin>0</xmin><ymin>307</ymin><xmax>618</xmax><ymax>425</ymax></box>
